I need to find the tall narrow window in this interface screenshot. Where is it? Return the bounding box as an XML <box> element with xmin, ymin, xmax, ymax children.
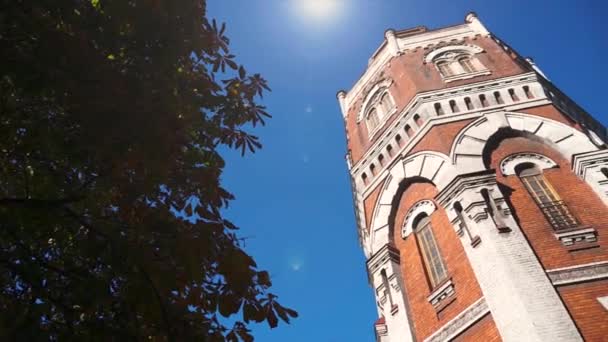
<box><xmin>386</xmin><ymin>144</ymin><xmax>394</xmax><ymax>156</ymax></box>
<box><xmin>367</xmin><ymin>108</ymin><xmax>380</xmax><ymax>131</ymax></box>
<box><xmin>415</xmin><ymin>215</ymin><xmax>448</xmax><ymax>288</ymax></box>
<box><xmin>437</xmin><ymin>61</ymin><xmax>453</xmax><ymax>77</ymax></box>
<box><xmin>493</xmin><ymin>91</ymin><xmax>504</xmax><ymax>104</ymax></box>
<box><xmin>370</xmin><ymin>163</ymin><xmax>377</xmax><ymax>175</ymax></box>
<box><xmin>434</xmin><ymin>103</ymin><xmax>444</xmax><ymax>115</ymax></box>
<box><xmin>508</xmin><ymin>88</ymin><xmax>519</xmax><ymax>102</ymax></box>
<box><xmin>464</xmin><ymin>97</ymin><xmax>474</xmax><ymax>110</ymax></box>
<box><xmin>395</xmin><ymin>134</ymin><xmax>402</xmax><ymax>146</ymax></box>
<box><xmin>523</xmin><ymin>86</ymin><xmax>534</xmax><ymax>99</ymax></box>
<box><xmin>517</xmin><ymin>164</ymin><xmax>579</xmax><ymax>231</ymax></box>
<box><xmin>449</xmin><ymin>100</ymin><xmax>459</xmax><ymax>113</ymax></box>
<box><xmin>380</xmin><ymin>269</ymin><xmax>394</xmax><ymax>309</ymax></box>
<box><xmin>458</xmin><ymin>57</ymin><xmax>475</xmax><ymax>73</ymax></box>
<box><xmin>414</xmin><ymin>114</ymin><xmax>423</xmax><ymax>126</ymax></box>
<box><xmin>404</xmin><ymin>124</ymin><xmax>413</xmax><ymax>137</ymax></box>
<box><xmin>362</xmin><ymin>173</ymin><xmax>368</xmax><ymax>185</ymax></box>
<box><xmin>479</xmin><ymin>94</ymin><xmax>489</xmax><ymax>107</ymax></box>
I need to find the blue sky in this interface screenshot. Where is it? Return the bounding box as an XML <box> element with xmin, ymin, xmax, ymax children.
<box><xmin>207</xmin><ymin>1</ymin><xmax>607</xmax><ymax>341</ymax></box>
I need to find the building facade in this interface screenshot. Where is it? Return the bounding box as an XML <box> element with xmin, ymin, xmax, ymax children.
<box><xmin>337</xmin><ymin>13</ymin><xmax>608</xmax><ymax>342</ymax></box>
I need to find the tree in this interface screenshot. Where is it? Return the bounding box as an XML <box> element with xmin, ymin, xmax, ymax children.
<box><xmin>0</xmin><ymin>1</ymin><xmax>296</xmax><ymax>340</ymax></box>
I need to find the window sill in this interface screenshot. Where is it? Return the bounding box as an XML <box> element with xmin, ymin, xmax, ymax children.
<box><xmin>427</xmin><ymin>278</ymin><xmax>455</xmax><ymax>312</ymax></box>
<box><xmin>367</xmin><ymin>107</ymin><xmax>398</xmax><ymax>139</ymax></box>
<box><xmin>443</xmin><ymin>69</ymin><xmax>491</xmax><ymax>83</ymax></box>
<box><xmin>554</xmin><ymin>226</ymin><xmax>598</xmax><ymax>251</ymax></box>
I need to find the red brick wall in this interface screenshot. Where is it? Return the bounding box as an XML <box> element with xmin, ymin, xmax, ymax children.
<box><xmin>364</xmin><ymin>181</ymin><xmax>384</xmax><ymax>230</ymax></box>
<box><xmin>407</xmin><ymin>119</ymin><xmax>474</xmax><ymax>157</ymax></box>
<box><xmin>558</xmin><ymin>280</ymin><xmax>608</xmax><ymax>342</ymax></box>
<box><xmin>346</xmin><ymin>35</ymin><xmax>529</xmax><ymax>164</ymax></box>
<box><xmin>392</xmin><ymin>182</ymin><xmax>486</xmax><ymax>340</ymax></box>
<box><xmin>452</xmin><ymin>314</ymin><xmax>502</xmax><ymax>342</ymax></box>
<box><xmin>488</xmin><ymin>136</ymin><xmax>608</xmax><ymax>270</ymax></box>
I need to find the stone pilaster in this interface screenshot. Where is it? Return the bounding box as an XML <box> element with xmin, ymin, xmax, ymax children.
<box><xmin>436</xmin><ymin>171</ymin><xmax>582</xmax><ymax>342</ymax></box>
<box><xmin>367</xmin><ymin>244</ymin><xmax>415</xmax><ymax>342</ymax></box>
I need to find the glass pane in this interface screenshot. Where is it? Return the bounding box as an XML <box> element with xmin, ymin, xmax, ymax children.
<box><xmin>416</xmin><ymin>222</ymin><xmax>447</xmax><ymax>287</ymax></box>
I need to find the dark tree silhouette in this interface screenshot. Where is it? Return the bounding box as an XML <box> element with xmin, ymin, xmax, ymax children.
<box><xmin>0</xmin><ymin>1</ymin><xmax>295</xmax><ymax>340</ymax></box>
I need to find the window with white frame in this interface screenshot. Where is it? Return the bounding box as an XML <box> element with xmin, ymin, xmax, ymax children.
<box><xmin>414</xmin><ymin>215</ymin><xmax>448</xmax><ymax>288</ymax></box>
<box><xmin>363</xmin><ymin>89</ymin><xmax>395</xmax><ymax>134</ymax></box>
<box><xmin>426</xmin><ymin>45</ymin><xmax>488</xmax><ymax>82</ymax></box>
<box><xmin>366</xmin><ymin>108</ymin><xmax>380</xmax><ymax>131</ymax></box>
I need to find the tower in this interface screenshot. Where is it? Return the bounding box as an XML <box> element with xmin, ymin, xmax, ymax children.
<box><xmin>337</xmin><ymin>13</ymin><xmax>608</xmax><ymax>342</ymax></box>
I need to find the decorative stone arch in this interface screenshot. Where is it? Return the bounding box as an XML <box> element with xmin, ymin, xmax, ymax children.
<box><xmin>367</xmin><ymin>151</ymin><xmax>455</xmax><ymax>255</ymax></box>
<box><xmin>424</xmin><ymin>44</ymin><xmax>484</xmax><ymax>64</ymax></box>
<box><xmin>500</xmin><ymin>152</ymin><xmax>558</xmax><ymax>176</ymax></box>
<box><xmin>357</xmin><ymin>78</ymin><xmax>394</xmax><ymax>123</ymax></box>
<box><xmin>401</xmin><ymin>200</ymin><xmax>436</xmax><ymax>238</ymax></box>
<box><xmin>450</xmin><ymin>111</ymin><xmax>599</xmax><ymax>174</ymax></box>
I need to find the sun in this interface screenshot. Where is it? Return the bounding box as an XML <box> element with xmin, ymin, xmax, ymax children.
<box><xmin>293</xmin><ymin>0</ymin><xmax>342</xmax><ymax>22</ymax></box>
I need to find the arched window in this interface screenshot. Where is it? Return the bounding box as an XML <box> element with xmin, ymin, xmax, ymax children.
<box><xmin>437</xmin><ymin>61</ymin><xmax>453</xmax><ymax>77</ymax></box>
<box><xmin>378</xmin><ymin>154</ymin><xmax>385</xmax><ymax>166</ymax></box>
<box><xmin>508</xmin><ymin>88</ymin><xmax>519</xmax><ymax>102</ymax></box>
<box><xmin>414</xmin><ymin>215</ymin><xmax>448</xmax><ymax>288</ymax></box>
<box><xmin>523</xmin><ymin>86</ymin><xmax>534</xmax><ymax>99</ymax></box>
<box><xmin>404</xmin><ymin>124</ymin><xmax>414</xmax><ymax>137</ymax></box>
<box><xmin>479</xmin><ymin>94</ymin><xmax>489</xmax><ymax>107</ymax></box>
<box><xmin>380</xmin><ymin>269</ymin><xmax>394</xmax><ymax>309</ymax></box>
<box><xmin>464</xmin><ymin>97</ymin><xmax>474</xmax><ymax>110</ymax></box>
<box><xmin>493</xmin><ymin>91</ymin><xmax>504</xmax><ymax>104</ymax></box>
<box><xmin>395</xmin><ymin>134</ymin><xmax>402</xmax><ymax>146</ymax></box>
<box><xmin>362</xmin><ymin>173</ymin><xmax>368</xmax><ymax>184</ymax></box>
<box><xmin>434</xmin><ymin>103</ymin><xmax>444</xmax><ymax>115</ymax></box>
<box><xmin>458</xmin><ymin>56</ymin><xmax>475</xmax><ymax>73</ymax></box>
<box><xmin>370</xmin><ymin>163</ymin><xmax>377</xmax><ymax>175</ymax></box>
<box><xmin>428</xmin><ymin>45</ymin><xmax>486</xmax><ymax>81</ymax></box>
<box><xmin>380</xmin><ymin>93</ymin><xmax>394</xmax><ymax>114</ymax></box>
<box><xmin>386</xmin><ymin>144</ymin><xmax>394</xmax><ymax>156</ymax></box>
<box><xmin>413</xmin><ymin>114</ymin><xmax>423</xmax><ymax>126</ymax></box>
<box><xmin>516</xmin><ymin>163</ymin><xmax>579</xmax><ymax>231</ymax></box>
<box><xmin>367</xmin><ymin>108</ymin><xmax>380</xmax><ymax>131</ymax></box>
<box><xmin>449</xmin><ymin>100</ymin><xmax>459</xmax><ymax>113</ymax></box>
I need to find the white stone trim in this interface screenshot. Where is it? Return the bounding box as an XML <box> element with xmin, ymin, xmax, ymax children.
<box><xmin>424</xmin><ymin>44</ymin><xmax>484</xmax><ymax>63</ymax></box>
<box><xmin>450</xmin><ymin>111</ymin><xmax>598</xmax><ymax>175</ymax></box>
<box><xmin>442</xmin><ymin>69</ymin><xmax>491</xmax><ymax>83</ymax></box>
<box><xmin>500</xmin><ymin>152</ymin><xmax>557</xmax><ymax>176</ymax></box>
<box><xmin>367</xmin><ymin>244</ymin><xmax>416</xmax><ymax>342</ymax></box>
<box><xmin>342</xmin><ymin>16</ymin><xmax>491</xmax><ymax>113</ymax></box>
<box><xmin>546</xmin><ymin>261</ymin><xmax>608</xmax><ymax>286</ymax></box>
<box><xmin>554</xmin><ymin>227</ymin><xmax>598</xmax><ymax>248</ymax></box>
<box><xmin>572</xmin><ymin>149</ymin><xmax>608</xmax><ymax>204</ymax></box>
<box><xmin>598</xmin><ymin>296</ymin><xmax>608</xmax><ymax>311</ymax></box>
<box><xmin>358</xmin><ymin>79</ymin><xmax>395</xmax><ymax>123</ymax></box>
<box><xmin>368</xmin><ymin>152</ymin><xmax>455</xmax><ymax>254</ymax></box>
<box><xmin>352</xmin><ymin>73</ymin><xmax>544</xmax><ymax>192</ymax></box>
<box><xmin>423</xmin><ymin>297</ymin><xmax>490</xmax><ymax>342</ymax></box>
<box><xmin>436</xmin><ymin>173</ymin><xmax>583</xmax><ymax>341</ymax></box>
<box><xmin>402</xmin><ymin>200</ymin><xmax>436</xmax><ymax>238</ymax></box>
<box><xmin>427</xmin><ymin>279</ymin><xmax>455</xmax><ymax>308</ymax></box>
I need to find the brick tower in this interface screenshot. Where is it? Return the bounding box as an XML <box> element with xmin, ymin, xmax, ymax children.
<box><xmin>337</xmin><ymin>13</ymin><xmax>608</xmax><ymax>342</ymax></box>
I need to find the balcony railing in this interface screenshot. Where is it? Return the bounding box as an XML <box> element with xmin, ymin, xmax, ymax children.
<box><xmin>538</xmin><ymin>200</ymin><xmax>579</xmax><ymax>232</ymax></box>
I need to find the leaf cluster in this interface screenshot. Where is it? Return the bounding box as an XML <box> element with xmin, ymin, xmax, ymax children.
<box><xmin>0</xmin><ymin>0</ymin><xmax>294</xmax><ymax>340</ymax></box>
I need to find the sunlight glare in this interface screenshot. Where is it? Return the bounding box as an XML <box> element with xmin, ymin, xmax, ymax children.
<box><xmin>293</xmin><ymin>0</ymin><xmax>343</xmax><ymax>22</ymax></box>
